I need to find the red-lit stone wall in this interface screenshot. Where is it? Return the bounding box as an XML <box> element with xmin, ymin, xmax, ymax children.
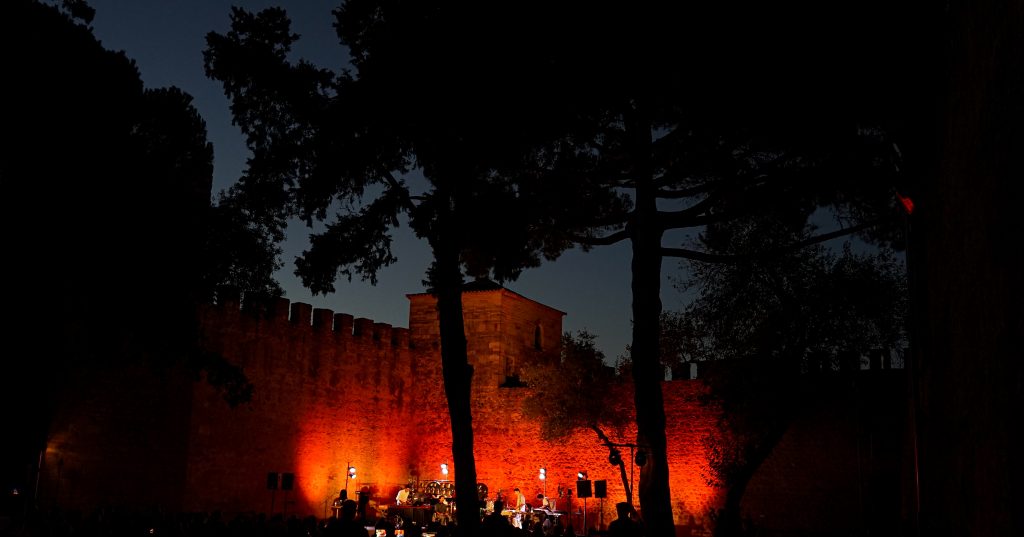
<box><xmin>189</xmin><ymin>297</ymin><xmax>419</xmax><ymax>517</ymax></box>
<box><xmin>188</xmin><ymin>289</ymin><xmax>723</xmax><ymax>528</ymax></box>
<box><xmin>40</xmin><ymin>361</ymin><xmax>194</xmax><ymax>514</ymax></box>
<box><xmin>38</xmin><ymin>286</ymin><xmax>907</xmax><ymax>535</ymax></box>
<box><xmin>740</xmin><ymin>371</ymin><xmax>909</xmax><ymax>535</ymax></box>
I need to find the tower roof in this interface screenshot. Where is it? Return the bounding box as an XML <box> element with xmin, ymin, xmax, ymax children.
<box><xmin>406</xmin><ymin>278</ymin><xmax>566</xmax><ymax>316</ymax></box>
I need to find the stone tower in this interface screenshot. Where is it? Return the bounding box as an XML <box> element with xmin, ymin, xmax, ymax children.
<box><xmin>407</xmin><ymin>279</ymin><xmax>565</xmax><ymax>390</ymax></box>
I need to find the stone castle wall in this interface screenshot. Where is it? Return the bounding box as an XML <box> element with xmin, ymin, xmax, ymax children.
<box><xmin>38</xmin><ymin>287</ymin><xmax>908</xmax><ymax>534</ymax></box>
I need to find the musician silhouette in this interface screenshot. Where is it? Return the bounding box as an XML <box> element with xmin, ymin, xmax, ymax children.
<box><xmin>481</xmin><ymin>500</ymin><xmax>515</xmax><ymax>536</ymax></box>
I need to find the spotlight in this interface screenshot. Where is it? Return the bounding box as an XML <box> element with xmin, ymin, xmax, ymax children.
<box><xmin>577</xmin><ymin>471</ymin><xmax>587</xmax><ymax>480</ymax></box>
<box><xmin>539</xmin><ymin>467</ymin><xmax>546</xmax><ymax>481</ymax></box>
<box><xmin>441</xmin><ymin>463</ymin><xmax>449</xmax><ymax>476</ymax></box>
<box><xmin>608</xmin><ymin>450</ymin><xmax>622</xmax><ymax>466</ymax></box>
<box><xmin>348</xmin><ymin>466</ymin><xmax>357</xmax><ymax>480</ymax></box>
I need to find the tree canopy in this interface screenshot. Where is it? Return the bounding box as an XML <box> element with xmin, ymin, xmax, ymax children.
<box><xmin>1</xmin><ymin>0</ymin><xmax>263</xmax><ymax>501</ymax></box>
<box><xmin>522</xmin><ymin>331</ymin><xmax>637</xmax><ymax>503</ymax></box>
<box><xmin>207</xmin><ymin>2</ymin><xmax>926</xmax><ymax>534</ymax></box>
<box><xmin>503</xmin><ymin>4</ymin><xmax>926</xmax><ymax>531</ymax></box>
<box><xmin>203</xmin><ymin>3</ymin><xmax>626</xmax><ymax>532</ymax></box>
<box><xmin>663</xmin><ymin>214</ymin><xmax>908</xmax><ymax>536</ymax></box>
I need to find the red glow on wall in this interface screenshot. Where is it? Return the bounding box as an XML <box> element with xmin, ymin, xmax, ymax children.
<box><xmin>283</xmin><ymin>383</ymin><xmax>724</xmax><ymax>528</ymax></box>
<box><xmin>179</xmin><ymin>296</ymin><xmax>726</xmax><ymax>527</ymax></box>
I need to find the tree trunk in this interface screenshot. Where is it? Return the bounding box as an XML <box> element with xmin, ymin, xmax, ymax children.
<box><xmin>432</xmin><ymin>231</ymin><xmax>481</xmax><ymax>536</ymax></box>
<box><xmin>712</xmin><ymin>477</ymin><xmax>751</xmax><ymax>537</ymax></box>
<box><xmin>710</xmin><ymin>426</ymin><xmax>787</xmax><ymax>537</ymax></box>
<box><xmin>911</xmin><ymin>1</ymin><xmax>1024</xmax><ymax>535</ymax></box>
<box><xmin>629</xmin><ymin>111</ymin><xmax>675</xmax><ymax>536</ymax></box>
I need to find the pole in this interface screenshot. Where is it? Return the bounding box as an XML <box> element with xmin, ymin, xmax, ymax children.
<box><xmin>629</xmin><ymin>445</ymin><xmax>635</xmax><ymax>507</ymax></box>
<box><xmin>31</xmin><ymin>449</ymin><xmax>43</xmax><ymax>517</ymax></box>
<box><xmin>583</xmin><ymin>497</ymin><xmax>588</xmax><ymax>536</ymax></box>
<box><xmin>344</xmin><ymin>461</ymin><xmax>351</xmax><ymax>500</ymax></box>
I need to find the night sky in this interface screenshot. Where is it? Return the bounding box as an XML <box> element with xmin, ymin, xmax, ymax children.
<box><xmin>82</xmin><ymin>0</ymin><xmax>694</xmax><ymax>361</ymax></box>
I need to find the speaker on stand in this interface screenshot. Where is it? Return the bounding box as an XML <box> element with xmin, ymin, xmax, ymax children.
<box><xmin>593</xmin><ymin>480</ymin><xmax>607</xmax><ymax>531</ymax></box>
<box><xmin>576</xmin><ymin>480</ymin><xmax>592</xmax><ymax>498</ymax></box>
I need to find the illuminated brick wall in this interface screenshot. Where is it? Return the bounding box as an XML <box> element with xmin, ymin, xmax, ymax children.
<box><xmin>39</xmin><ymin>286</ymin><xmax>906</xmax><ymax>535</ymax></box>
<box><xmin>187</xmin><ymin>288</ymin><xmax>723</xmax><ymax>527</ymax></box>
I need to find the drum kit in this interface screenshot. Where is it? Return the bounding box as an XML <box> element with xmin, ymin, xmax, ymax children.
<box><xmin>404</xmin><ymin>480</ymin><xmax>567</xmax><ymax>529</ymax></box>
<box><xmin>490</xmin><ymin>496</ymin><xmax>564</xmax><ymax>530</ymax></box>
<box><xmin>411</xmin><ymin>480</ymin><xmax>488</xmax><ymax>505</ymax></box>
<box><xmin>418</xmin><ymin>480</ymin><xmax>454</xmax><ymax>502</ymax></box>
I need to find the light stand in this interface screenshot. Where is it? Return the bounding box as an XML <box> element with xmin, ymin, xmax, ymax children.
<box><xmin>538</xmin><ymin>467</ymin><xmax>547</xmax><ymax>501</ymax></box>
<box><xmin>583</xmin><ymin>497</ymin><xmax>588</xmax><ymax>536</ymax></box>
<box><xmin>344</xmin><ymin>464</ymin><xmax>356</xmax><ymax>500</ymax></box>
<box><xmin>577</xmin><ymin>471</ymin><xmax>588</xmax><ymax>536</ymax></box>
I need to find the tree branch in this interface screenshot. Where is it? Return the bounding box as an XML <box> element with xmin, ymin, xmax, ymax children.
<box><xmin>571</xmin><ymin>228</ymin><xmax>631</xmax><ymax>246</ymax></box>
<box><xmin>588</xmin><ymin>212</ymin><xmax>632</xmax><ymax>228</ymax></box>
<box><xmin>655</xmin><ymin>183</ymin><xmax>715</xmax><ymax>198</ymax></box>
<box><xmin>381</xmin><ymin>169</ymin><xmax>417</xmax><ymax>213</ymax></box>
<box><xmin>661</xmin><ymin>219</ymin><xmax>889</xmax><ymax>263</ymax></box>
<box><xmin>656</xmin><ymin>169</ymin><xmax>772</xmax><ymax>193</ymax></box>
<box><xmin>656</xmin><ymin>194</ymin><xmax>719</xmax><ymax>229</ymax></box>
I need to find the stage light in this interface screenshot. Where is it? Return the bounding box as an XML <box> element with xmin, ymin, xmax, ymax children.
<box><xmin>539</xmin><ymin>467</ymin><xmax>546</xmax><ymax>481</ymax></box>
<box><xmin>441</xmin><ymin>463</ymin><xmax>449</xmax><ymax>476</ymax></box>
<box><xmin>635</xmin><ymin>451</ymin><xmax>648</xmax><ymax>467</ymax></box>
<box><xmin>577</xmin><ymin>471</ymin><xmax>587</xmax><ymax>480</ymax></box>
<box><xmin>348</xmin><ymin>466</ymin><xmax>357</xmax><ymax>480</ymax></box>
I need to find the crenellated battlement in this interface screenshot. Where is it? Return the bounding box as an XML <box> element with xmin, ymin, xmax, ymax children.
<box><xmin>40</xmin><ymin>280</ymin><xmax>911</xmax><ymax>534</ymax></box>
<box><xmin>201</xmin><ymin>295</ymin><xmax>414</xmax><ymax>349</ymax></box>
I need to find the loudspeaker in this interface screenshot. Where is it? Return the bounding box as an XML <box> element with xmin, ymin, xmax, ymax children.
<box><xmin>576</xmin><ymin>480</ymin><xmax>592</xmax><ymax>498</ymax></box>
<box><xmin>593</xmin><ymin>480</ymin><xmax>607</xmax><ymax>498</ymax></box>
<box><xmin>267</xmin><ymin>472</ymin><xmax>279</xmax><ymax>490</ymax></box>
<box><xmin>281</xmin><ymin>472</ymin><xmax>295</xmax><ymax>491</ymax></box>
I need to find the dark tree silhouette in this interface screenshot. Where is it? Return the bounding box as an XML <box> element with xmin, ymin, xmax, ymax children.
<box><xmin>521</xmin><ymin>331</ymin><xmax>634</xmax><ymax>503</ymax></box>
<box><xmin>508</xmin><ymin>4</ymin><xmax>927</xmax><ymax>534</ymax></box>
<box><xmin>907</xmin><ymin>1</ymin><xmax>1024</xmax><ymax>535</ymax></box>
<box><xmin>203</xmin><ymin>4</ymin><xmax>621</xmax><ymax>533</ymax></box>
<box><xmin>1</xmin><ymin>0</ymin><xmax>260</xmax><ymax>508</ymax></box>
<box><xmin>666</xmin><ymin>216</ymin><xmax>908</xmax><ymax>536</ymax></box>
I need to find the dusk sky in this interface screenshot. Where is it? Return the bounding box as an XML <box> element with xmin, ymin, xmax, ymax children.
<box><xmin>84</xmin><ymin>0</ymin><xmax>695</xmax><ymax>361</ymax></box>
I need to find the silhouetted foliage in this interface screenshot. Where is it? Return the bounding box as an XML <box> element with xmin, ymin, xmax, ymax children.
<box><xmin>1</xmin><ymin>0</ymin><xmax>256</xmax><ymax>501</ymax></box>
<box><xmin>662</xmin><ymin>216</ymin><xmax>907</xmax><ymax>536</ymax></box>
<box><xmin>203</xmin><ymin>4</ymin><xmax>623</xmax><ymax>533</ymax></box>
<box><xmin>521</xmin><ymin>332</ymin><xmax>634</xmax><ymax>502</ymax></box>
<box><xmin>205</xmin><ymin>2</ymin><xmax>927</xmax><ymax>534</ymax></box>
<box><xmin>523</xmin><ymin>332</ymin><xmax>617</xmax><ymax>440</ymax></box>
<box><xmin>676</xmin><ymin>225</ymin><xmax>908</xmax><ymax>367</ymax></box>
<box><xmin>504</xmin><ymin>4</ymin><xmax>927</xmax><ymax>533</ymax></box>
